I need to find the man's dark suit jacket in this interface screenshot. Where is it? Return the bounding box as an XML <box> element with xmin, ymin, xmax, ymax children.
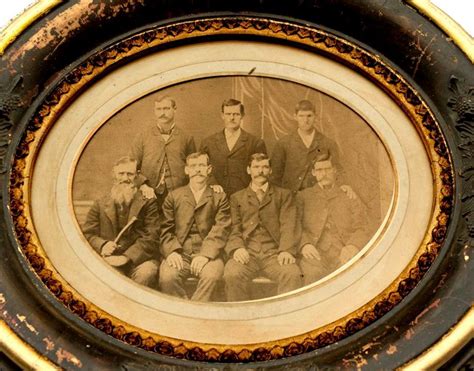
<box><xmin>130</xmin><ymin>125</ymin><xmax>196</xmax><ymax>192</ymax></box>
<box><xmin>200</xmin><ymin>129</ymin><xmax>266</xmax><ymax>195</ymax></box>
<box><xmin>271</xmin><ymin>129</ymin><xmax>342</xmax><ymax>192</ymax></box>
<box><xmin>82</xmin><ymin>193</ymin><xmax>161</xmax><ymax>267</ymax></box>
<box><xmin>160</xmin><ymin>185</ymin><xmax>231</xmax><ymax>260</ymax></box>
<box><xmin>226</xmin><ymin>184</ymin><xmax>298</xmax><ymax>257</ymax></box>
<box><xmin>296</xmin><ymin>185</ymin><xmax>369</xmax><ymax>252</ymax></box>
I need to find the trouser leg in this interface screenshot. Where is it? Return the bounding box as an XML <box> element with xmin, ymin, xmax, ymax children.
<box><xmin>191</xmin><ymin>259</ymin><xmax>224</xmax><ymax>302</ymax></box>
<box><xmin>223</xmin><ymin>256</ymin><xmax>260</xmax><ymax>302</ymax></box>
<box><xmin>299</xmin><ymin>256</ymin><xmax>332</xmax><ymax>285</ymax></box>
<box><xmin>262</xmin><ymin>254</ymin><xmax>303</xmax><ymax>295</ymax></box>
<box><xmin>129</xmin><ymin>259</ymin><xmax>160</xmax><ymax>288</ymax></box>
<box><xmin>158</xmin><ymin>259</ymin><xmax>189</xmax><ymax>299</ymax></box>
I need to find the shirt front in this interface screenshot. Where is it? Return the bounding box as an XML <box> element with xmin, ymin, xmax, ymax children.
<box><xmin>189</xmin><ymin>184</ymin><xmax>207</xmax><ymax>204</ymax></box>
<box><xmin>250</xmin><ymin>181</ymin><xmax>269</xmax><ymax>198</ymax></box>
<box><xmin>297</xmin><ymin>128</ymin><xmax>315</xmax><ymax>149</ymax></box>
<box><xmin>157</xmin><ymin>122</ymin><xmax>176</xmax><ymax>142</ymax></box>
<box><xmin>224</xmin><ymin>128</ymin><xmax>241</xmax><ymax>151</ymax></box>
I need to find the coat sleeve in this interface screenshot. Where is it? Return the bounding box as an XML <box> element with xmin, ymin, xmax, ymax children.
<box><xmin>346</xmin><ymin>196</ymin><xmax>370</xmax><ymax>248</ymax></box>
<box><xmin>270</xmin><ymin>140</ymin><xmax>286</xmax><ymax>187</ymax></box>
<box><xmin>199</xmin><ymin>194</ymin><xmax>232</xmax><ymax>260</ymax></box>
<box><xmin>186</xmin><ymin>135</ymin><xmax>197</xmax><ymax>156</ymax></box>
<box><xmin>277</xmin><ymin>190</ymin><xmax>298</xmax><ymax>255</ymax></box>
<box><xmin>159</xmin><ymin>192</ymin><xmax>183</xmax><ymax>257</ymax></box>
<box><xmin>82</xmin><ymin>200</ymin><xmax>108</xmax><ymax>253</ymax></box>
<box><xmin>130</xmin><ymin>132</ymin><xmax>148</xmax><ymax>185</ymax></box>
<box><xmin>225</xmin><ymin>194</ymin><xmax>247</xmax><ymax>258</ymax></box>
<box><xmin>122</xmin><ymin>199</ymin><xmax>161</xmax><ymax>266</ymax></box>
<box><xmin>255</xmin><ymin>137</ymin><xmax>267</xmax><ymax>155</ymax></box>
<box><xmin>325</xmin><ymin>137</ymin><xmax>346</xmax><ymax>184</ymax></box>
<box><xmin>199</xmin><ymin>137</ymin><xmax>218</xmax><ymax>186</ymax></box>
<box><xmin>295</xmin><ymin>192</ymin><xmax>311</xmax><ymax>250</ymax></box>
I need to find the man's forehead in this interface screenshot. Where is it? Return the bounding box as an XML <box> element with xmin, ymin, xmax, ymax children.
<box><xmin>223</xmin><ymin>105</ymin><xmax>241</xmax><ymax>112</ymax></box>
<box><xmin>250</xmin><ymin>159</ymin><xmax>270</xmax><ymax>167</ymax></box>
<box><xmin>187</xmin><ymin>155</ymin><xmax>208</xmax><ymax>164</ymax></box>
<box><xmin>155</xmin><ymin>99</ymin><xmax>173</xmax><ymax>108</ymax></box>
<box><xmin>114</xmin><ymin>162</ymin><xmax>137</xmax><ymax>171</ymax></box>
<box><xmin>296</xmin><ymin>110</ymin><xmax>315</xmax><ymax>115</ymax></box>
<box><xmin>313</xmin><ymin>160</ymin><xmax>333</xmax><ymax>169</ymax></box>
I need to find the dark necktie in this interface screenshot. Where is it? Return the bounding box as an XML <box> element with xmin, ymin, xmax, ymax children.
<box><xmin>160</xmin><ymin>128</ymin><xmax>173</xmax><ymax>135</ymax></box>
<box><xmin>255</xmin><ymin>188</ymin><xmax>265</xmax><ymax>203</ymax></box>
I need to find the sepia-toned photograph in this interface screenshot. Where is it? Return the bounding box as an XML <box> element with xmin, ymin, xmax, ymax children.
<box><xmin>72</xmin><ymin>76</ymin><xmax>394</xmax><ymax>302</ymax></box>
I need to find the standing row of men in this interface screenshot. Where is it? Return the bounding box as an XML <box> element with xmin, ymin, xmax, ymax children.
<box><xmin>82</xmin><ymin>96</ymin><xmax>369</xmax><ymax>301</ymax></box>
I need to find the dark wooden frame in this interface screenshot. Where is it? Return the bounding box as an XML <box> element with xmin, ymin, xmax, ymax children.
<box><xmin>0</xmin><ymin>1</ymin><xmax>472</xmax><ymax>369</ymax></box>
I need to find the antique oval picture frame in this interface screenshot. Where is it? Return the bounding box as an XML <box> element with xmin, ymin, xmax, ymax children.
<box><xmin>0</xmin><ymin>1</ymin><xmax>472</xmax><ymax>369</ymax></box>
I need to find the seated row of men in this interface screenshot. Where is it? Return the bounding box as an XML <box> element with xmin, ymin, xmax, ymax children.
<box><xmin>82</xmin><ymin>152</ymin><xmax>368</xmax><ymax>301</ymax></box>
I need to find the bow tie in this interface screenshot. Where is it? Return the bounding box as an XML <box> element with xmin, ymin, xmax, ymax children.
<box><xmin>160</xmin><ymin>128</ymin><xmax>173</xmax><ymax>135</ymax></box>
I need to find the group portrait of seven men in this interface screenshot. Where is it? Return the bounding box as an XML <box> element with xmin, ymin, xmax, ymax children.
<box><xmin>82</xmin><ymin>95</ymin><xmax>370</xmax><ymax>302</ymax></box>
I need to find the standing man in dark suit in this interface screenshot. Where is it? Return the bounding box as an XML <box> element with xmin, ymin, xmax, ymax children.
<box><xmin>200</xmin><ymin>98</ymin><xmax>267</xmax><ymax>196</ymax></box>
<box><xmin>159</xmin><ymin>152</ymin><xmax>231</xmax><ymax>301</ymax></box>
<box><xmin>130</xmin><ymin>95</ymin><xmax>196</xmax><ymax>204</ymax></box>
<box><xmin>82</xmin><ymin>156</ymin><xmax>161</xmax><ymax>288</ymax></box>
<box><xmin>271</xmin><ymin>100</ymin><xmax>346</xmax><ymax>193</ymax></box>
<box><xmin>297</xmin><ymin>154</ymin><xmax>369</xmax><ymax>284</ymax></box>
<box><xmin>223</xmin><ymin>153</ymin><xmax>302</xmax><ymax>302</ymax></box>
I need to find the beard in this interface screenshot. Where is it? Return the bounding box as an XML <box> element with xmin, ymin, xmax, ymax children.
<box><xmin>111</xmin><ymin>182</ymin><xmax>137</xmax><ymax>207</ymax></box>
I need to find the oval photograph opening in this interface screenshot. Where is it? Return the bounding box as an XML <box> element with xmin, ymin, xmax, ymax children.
<box><xmin>72</xmin><ymin>76</ymin><xmax>395</xmax><ymax>303</ymax></box>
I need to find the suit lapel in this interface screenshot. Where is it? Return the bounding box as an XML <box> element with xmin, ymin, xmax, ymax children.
<box><xmin>104</xmin><ymin>197</ymin><xmax>119</xmax><ymax>236</ymax></box>
<box><xmin>215</xmin><ymin>131</ymin><xmax>230</xmax><ymax>155</ymax></box>
<box><xmin>127</xmin><ymin>194</ymin><xmax>146</xmax><ymax>222</ymax></box>
<box><xmin>183</xmin><ymin>186</ymin><xmax>197</xmax><ymax>208</ymax></box>
<box><xmin>195</xmin><ymin>186</ymin><xmax>213</xmax><ymax>210</ymax></box>
<box><xmin>259</xmin><ymin>184</ymin><xmax>273</xmax><ymax>209</ymax></box>
<box><xmin>228</xmin><ymin>129</ymin><xmax>248</xmax><ymax>156</ymax></box>
<box><xmin>166</xmin><ymin>126</ymin><xmax>179</xmax><ymax>146</ymax></box>
<box><xmin>246</xmin><ymin>186</ymin><xmax>260</xmax><ymax>209</ymax></box>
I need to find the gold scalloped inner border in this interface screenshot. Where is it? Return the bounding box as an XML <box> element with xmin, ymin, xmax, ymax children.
<box><xmin>8</xmin><ymin>17</ymin><xmax>454</xmax><ymax>362</ymax></box>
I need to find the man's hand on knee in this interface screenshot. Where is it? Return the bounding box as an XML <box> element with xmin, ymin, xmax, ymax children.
<box><xmin>190</xmin><ymin>256</ymin><xmax>209</xmax><ymax>276</ymax></box>
<box><xmin>233</xmin><ymin>248</ymin><xmax>250</xmax><ymax>265</ymax></box>
<box><xmin>278</xmin><ymin>251</ymin><xmax>296</xmax><ymax>265</ymax></box>
<box><xmin>301</xmin><ymin>244</ymin><xmax>321</xmax><ymax>260</ymax></box>
<box><xmin>166</xmin><ymin>252</ymin><xmax>184</xmax><ymax>271</ymax></box>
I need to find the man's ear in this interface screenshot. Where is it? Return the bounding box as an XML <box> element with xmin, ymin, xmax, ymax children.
<box><xmin>207</xmin><ymin>164</ymin><xmax>213</xmax><ymax>175</ymax></box>
<box><xmin>247</xmin><ymin>166</ymin><xmax>251</xmax><ymax>175</ymax></box>
<box><xmin>184</xmin><ymin>166</ymin><xmax>190</xmax><ymax>176</ymax></box>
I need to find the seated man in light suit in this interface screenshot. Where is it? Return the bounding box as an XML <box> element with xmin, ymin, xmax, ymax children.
<box><xmin>159</xmin><ymin>152</ymin><xmax>231</xmax><ymax>301</ymax></box>
<box><xmin>82</xmin><ymin>156</ymin><xmax>161</xmax><ymax>288</ymax></box>
<box><xmin>297</xmin><ymin>154</ymin><xmax>369</xmax><ymax>284</ymax></box>
<box><xmin>223</xmin><ymin>153</ymin><xmax>303</xmax><ymax>302</ymax></box>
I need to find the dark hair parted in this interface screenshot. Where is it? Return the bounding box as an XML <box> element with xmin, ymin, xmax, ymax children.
<box><xmin>295</xmin><ymin>99</ymin><xmax>315</xmax><ymax>113</ymax></box>
<box><xmin>248</xmin><ymin>153</ymin><xmax>271</xmax><ymax>167</ymax></box>
<box><xmin>155</xmin><ymin>95</ymin><xmax>177</xmax><ymax>109</ymax></box>
<box><xmin>221</xmin><ymin>98</ymin><xmax>245</xmax><ymax>115</ymax></box>
<box><xmin>185</xmin><ymin>152</ymin><xmax>210</xmax><ymax>166</ymax></box>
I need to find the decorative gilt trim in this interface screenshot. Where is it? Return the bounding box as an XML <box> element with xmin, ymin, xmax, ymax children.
<box><xmin>0</xmin><ymin>0</ymin><xmax>63</xmax><ymax>55</ymax></box>
<box><xmin>406</xmin><ymin>0</ymin><xmax>474</xmax><ymax>62</ymax></box>
<box><xmin>401</xmin><ymin>308</ymin><xmax>474</xmax><ymax>370</ymax></box>
<box><xmin>8</xmin><ymin>17</ymin><xmax>455</xmax><ymax>362</ymax></box>
<box><xmin>0</xmin><ymin>320</ymin><xmax>59</xmax><ymax>370</ymax></box>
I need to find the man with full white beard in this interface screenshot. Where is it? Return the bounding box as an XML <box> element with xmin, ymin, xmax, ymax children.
<box><xmin>83</xmin><ymin>156</ymin><xmax>161</xmax><ymax>288</ymax></box>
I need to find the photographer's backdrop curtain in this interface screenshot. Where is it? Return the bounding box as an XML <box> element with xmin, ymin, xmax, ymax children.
<box><xmin>73</xmin><ymin>76</ymin><xmax>393</xmax><ymax>234</ymax></box>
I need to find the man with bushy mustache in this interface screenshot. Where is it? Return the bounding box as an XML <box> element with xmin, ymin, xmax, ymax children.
<box><xmin>130</xmin><ymin>95</ymin><xmax>196</xmax><ymax>205</ymax></box>
<box><xmin>297</xmin><ymin>154</ymin><xmax>369</xmax><ymax>284</ymax></box>
<box><xmin>223</xmin><ymin>153</ymin><xmax>302</xmax><ymax>301</ymax></box>
<box><xmin>83</xmin><ymin>157</ymin><xmax>161</xmax><ymax>288</ymax></box>
<box><xmin>159</xmin><ymin>152</ymin><xmax>231</xmax><ymax>301</ymax></box>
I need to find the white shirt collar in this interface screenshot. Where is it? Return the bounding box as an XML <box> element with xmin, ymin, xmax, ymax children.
<box><xmin>250</xmin><ymin>181</ymin><xmax>269</xmax><ymax>193</ymax></box>
<box><xmin>224</xmin><ymin>127</ymin><xmax>241</xmax><ymax>139</ymax></box>
<box><xmin>189</xmin><ymin>184</ymin><xmax>207</xmax><ymax>203</ymax></box>
<box><xmin>297</xmin><ymin>128</ymin><xmax>315</xmax><ymax>148</ymax></box>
